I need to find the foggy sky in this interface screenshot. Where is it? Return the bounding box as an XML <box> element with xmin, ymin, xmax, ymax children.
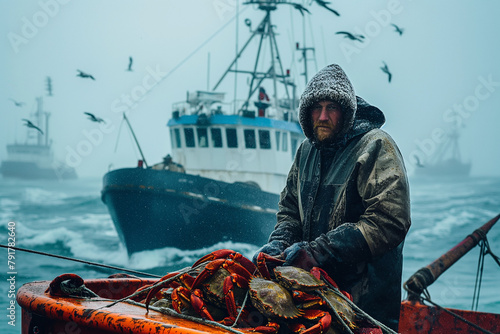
<box><xmin>2</xmin><ymin>0</ymin><xmax>500</xmax><ymax>178</ymax></box>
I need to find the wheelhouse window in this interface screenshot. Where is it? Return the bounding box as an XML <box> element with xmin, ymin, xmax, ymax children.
<box><xmin>259</xmin><ymin>130</ymin><xmax>271</xmax><ymax>149</ymax></box>
<box><xmin>226</xmin><ymin>128</ymin><xmax>238</xmax><ymax>148</ymax></box>
<box><xmin>184</xmin><ymin>128</ymin><xmax>195</xmax><ymax>147</ymax></box>
<box><xmin>174</xmin><ymin>128</ymin><xmax>181</xmax><ymax>148</ymax></box>
<box><xmin>197</xmin><ymin>127</ymin><xmax>208</xmax><ymax>148</ymax></box>
<box><xmin>244</xmin><ymin>129</ymin><xmax>256</xmax><ymax>149</ymax></box>
<box><xmin>282</xmin><ymin>132</ymin><xmax>288</xmax><ymax>152</ymax></box>
<box><xmin>211</xmin><ymin>128</ymin><xmax>222</xmax><ymax>148</ymax></box>
<box><xmin>275</xmin><ymin>131</ymin><xmax>281</xmax><ymax>151</ymax></box>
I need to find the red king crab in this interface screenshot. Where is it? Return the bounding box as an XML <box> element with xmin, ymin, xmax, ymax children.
<box><xmin>140</xmin><ymin>249</ymin><xmax>382</xmax><ymax>334</ymax></box>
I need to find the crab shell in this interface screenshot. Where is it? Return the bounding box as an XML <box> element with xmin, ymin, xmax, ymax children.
<box><xmin>200</xmin><ymin>268</ymin><xmax>246</xmax><ymax>308</ymax></box>
<box><xmin>274</xmin><ymin>266</ymin><xmax>325</xmax><ymax>292</ymax></box>
<box><xmin>249</xmin><ymin>277</ymin><xmax>302</xmax><ymax>319</ymax></box>
<box><xmin>321</xmin><ymin>289</ymin><xmax>358</xmax><ymax>330</ymax></box>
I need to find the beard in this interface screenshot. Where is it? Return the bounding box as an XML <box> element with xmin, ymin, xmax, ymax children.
<box><xmin>313</xmin><ymin>120</ymin><xmax>342</xmax><ymax>144</ymax></box>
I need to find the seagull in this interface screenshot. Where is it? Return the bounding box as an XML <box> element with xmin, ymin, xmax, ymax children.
<box><xmin>391</xmin><ymin>23</ymin><xmax>404</xmax><ymax>36</ymax></box>
<box><xmin>127</xmin><ymin>56</ymin><xmax>133</xmax><ymax>71</ymax></box>
<box><xmin>22</xmin><ymin>119</ymin><xmax>43</xmax><ymax>134</ymax></box>
<box><xmin>313</xmin><ymin>0</ymin><xmax>340</xmax><ymax>16</ymax></box>
<box><xmin>293</xmin><ymin>3</ymin><xmax>311</xmax><ymax>16</ymax></box>
<box><xmin>414</xmin><ymin>156</ymin><xmax>424</xmax><ymax>168</ymax></box>
<box><xmin>76</xmin><ymin>70</ymin><xmax>95</xmax><ymax>80</ymax></box>
<box><xmin>84</xmin><ymin>112</ymin><xmax>105</xmax><ymax>123</ymax></box>
<box><xmin>9</xmin><ymin>98</ymin><xmax>25</xmax><ymax>107</ymax></box>
<box><xmin>380</xmin><ymin>61</ymin><xmax>392</xmax><ymax>83</ymax></box>
<box><xmin>336</xmin><ymin>31</ymin><xmax>365</xmax><ymax>43</ymax></box>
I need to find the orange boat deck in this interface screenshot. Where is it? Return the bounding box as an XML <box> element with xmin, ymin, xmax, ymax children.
<box><xmin>18</xmin><ymin>279</ymin><xmax>500</xmax><ymax>334</ymax></box>
<box><xmin>18</xmin><ymin>278</ymin><xmax>243</xmax><ymax>334</ymax></box>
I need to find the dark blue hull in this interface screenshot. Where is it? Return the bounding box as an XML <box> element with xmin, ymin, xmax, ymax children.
<box><xmin>0</xmin><ymin>161</ymin><xmax>77</xmax><ymax>180</ymax></box>
<box><xmin>101</xmin><ymin>168</ymin><xmax>279</xmax><ymax>254</ymax></box>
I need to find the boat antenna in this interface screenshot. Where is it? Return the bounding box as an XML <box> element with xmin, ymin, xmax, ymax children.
<box><xmin>0</xmin><ymin>244</ymin><xmax>161</xmax><ymax>278</ymax></box>
<box><xmin>296</xmin><ymin>15</ymin><xmax>316</xmax><ymax>85</ymax></box>
<box><xmin>233</xmin><ymin>0</ymin><xmax>240</xmax><ymax>114</ymax></box>
<box><xmin>123</xmin><ymin>113</ymin><xmax>148</xmax><ymax>167</ymax></box>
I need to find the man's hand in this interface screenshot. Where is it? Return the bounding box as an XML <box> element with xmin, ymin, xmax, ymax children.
<box><xmin>252</xmin><ymin>240</ymin><xmax>286</xmax><ymax>265</ymax></box>
<box><xmin>283</xmin><ymin>241</ymin><xmax>319</xmax><ymax>271</ymax></box>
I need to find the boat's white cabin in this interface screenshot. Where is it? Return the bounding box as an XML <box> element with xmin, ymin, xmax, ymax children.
<box><xmin>167</xmin><ymin>91</ymin><xmax>304</xmax><ymax>194</ymax></box>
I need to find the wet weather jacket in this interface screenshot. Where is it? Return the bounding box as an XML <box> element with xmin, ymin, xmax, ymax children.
<box><xmin>267</xmin><ymin>64</ymin><xmax>411</xmax><ymax>330</ymax></box>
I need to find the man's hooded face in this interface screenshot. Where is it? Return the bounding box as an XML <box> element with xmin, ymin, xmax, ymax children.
<box><xmin>311</xmin><ymin>100</ymin><xmax>344</xmax><ymax>143</ymax></box>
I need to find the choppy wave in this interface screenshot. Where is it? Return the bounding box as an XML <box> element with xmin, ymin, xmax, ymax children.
<box><xmin>127</xmin><ymin>241</ymin><xmax>259</xmax><ymax>271</ymax></box>
<box><xmin>1</xmin><ymin>176</ymin><xmax>499</xmax><ymax>319</ymax></box>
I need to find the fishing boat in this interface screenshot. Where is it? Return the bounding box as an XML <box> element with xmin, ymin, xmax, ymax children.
<box><xmin>101</xmin><ymin>1</ymin><xmax>306</xmax><ymax>255</ymax></box>
<box><xmin>413</xmin><ymin>123</ymin><xmax>471</xmax><ymax>178</ymax></box>
<box><xmin>17</xmin><ymin>215</ymin><xmax>500</xmax><ymax>334</ymax></box>
<box><xmin>0</xmin><ymin>97</ymin><xmax>77</xmax><ymax>180</ymax></box>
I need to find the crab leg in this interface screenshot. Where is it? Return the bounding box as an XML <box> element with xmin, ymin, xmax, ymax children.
<box><xmin>190</xmin><ymin>289</ymin><xmax>216</xmax><ymax>321</ymax></box>
<box><xmin>145</xmin><ymin>272</ymin><xmax>194</xmax><ymax>312</ymax></box>
<box><xmin>311</xmin><ymin>267</ymin><xmax>352</xmax><ymax>301</ymax></box>
<box><xmin>256</xmin><ymin>252</ymin><xmax>285</xmax><ymax>279</ymax></box>
<box><xmin>239</xmin><ymin>322</ymin><xmax>280</xmax><ymax>334</ymax></box>
<box><xmin>193</xmin><ymin>249</ymin><xmax>258</xmax><ymax>275</ymax></box>
<box><xmin>191</xmin><ymin>258</ymin><xmax>252</xmax><ymax>290</ymax></box>
<box><xmin>171</xmin><ymin>286</ymin><xmax>192</xmax><ymax>313</ymax></box>
<box><xmin>223</xmin><ymin>273</ymin><xmax>250</xmax><ymax>318</ymax></box>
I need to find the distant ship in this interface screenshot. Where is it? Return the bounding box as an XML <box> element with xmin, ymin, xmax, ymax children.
<box><xmin>0</xmin><ymin>97</ymin><xmax>77</xmax><ymax>180</ymax></box>
<box><xmin>414</xmin><ymin>125</ymin><xmax>471</xmax><ymax>177</ymax></box>
<box><xmin>101</xmin><ymin>1</ymin><xmax>307</xmax><ymax>254</ymax></box>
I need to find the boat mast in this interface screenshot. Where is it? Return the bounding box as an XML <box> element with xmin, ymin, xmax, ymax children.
<box><xmin>34</xmin><ymin>97</ymin><xmax>49</xmax><ymax>147</ymax></box>
<box><xmin>213</xmin><ymin>1</ymin><xmax>295</xmax><ymax>116</ymax></box>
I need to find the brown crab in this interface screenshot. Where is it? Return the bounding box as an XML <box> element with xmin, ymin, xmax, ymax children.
<box><xmin>247</xmin><ymin>267</ymin><xmax>333</xmax><ymax>334</ymax></box>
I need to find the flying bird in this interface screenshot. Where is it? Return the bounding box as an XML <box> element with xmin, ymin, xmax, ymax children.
<box><xmin>336</xmin><ymin>31</ymin><xmax>365</xmax><ymax>43</ymax></box>
<box><xmin>84</xmin><ymin>112</ymin><xmax>105</xmax><ymax>123</ymax></box>
<box><xmin>9</xmin><ymin>98</ymin><xmax>25</xmax><ymax>107</ymax></box>
<box><xmin>380</xmin><ymin>62</ymin><xmax>392</xmax><ymax>83</ymax></box>
<box><xmin>391</xmin><ymin>23</ymin><xmax>404</xmax><ymax>36</ymax></box>
<box><xmin>127</xmin><ymin>56</ymin><xmax>133</xmax><ymax>71</ymax></box>
<box><xmin>22</xmin><ymin>119</ymin><xmax>43</xmax><ymax>134</ymax></box>
<box><xmin>293</xmin><ymin>3</ymin><xmax>310</xmax><ymax>16</ymax></box>
<box><xmin>76</xmin><ymin>70</ymin><xmax>95</xmax><ymax>80</ymax></box>
<box><xmin>313</xmin><ymin>0</ymin><xmax>340</xmax><ymax>16</ymax></box>
<box><xmin>414</xmin><ymin>156</ymin><xmax>424</xmax><ymax>168</ymax></box>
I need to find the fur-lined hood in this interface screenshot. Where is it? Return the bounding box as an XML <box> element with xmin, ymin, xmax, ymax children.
<box><xmin>299</xmin><ymin>64</ymin><xmax>357</xmax><ymax>142</ymax></box>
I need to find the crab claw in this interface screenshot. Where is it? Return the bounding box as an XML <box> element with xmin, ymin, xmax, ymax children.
<box><xmin>145</xmin><ymin>272</ymin><xmax>185</xmax><ymax>312</ymax></box>
<box><xmin>171</xmin><ymin>286</ymin><xmax>191</xmax><ymax>313</ymax></box>
<box><xmin>257</xmin><ymin>252</ymin><xmax>285</xmax><ymax>279</ymax></box>
<box><xmin>300</xmin><ymin>309</ymin><xmax>332</xmax><ymax>334</ymax></box>
<box><xmin>240</xmin><ymin>322</ymin><xmax>280</xmax><ymax>334</ymax></box>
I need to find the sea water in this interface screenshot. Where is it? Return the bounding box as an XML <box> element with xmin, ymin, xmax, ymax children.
<box><xmin>0</xmin><ymin>175</ymin><xmax>499</xmax><ymax>333</ymax></box>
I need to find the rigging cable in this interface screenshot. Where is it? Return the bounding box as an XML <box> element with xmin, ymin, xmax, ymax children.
<box><xmin>121</xmin><ymin>5</ymin><xmax>250</xmax><ymax>113</ymax></box>
<box><xmin>472</xmin><ymin>236</ymin><xmax>500</xmax><ymax>310</ymax></box>
<box><xmin>0</xmin><ymin>244</ymin><xmax>161</xmax><ymax>278</ymax></box>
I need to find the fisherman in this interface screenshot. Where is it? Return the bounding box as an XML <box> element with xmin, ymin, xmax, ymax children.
<box><xmin>254</xmin><ymin>64</ymin><xmax>411</xmax><ymax>331</ymax></box>
<box><xmin>152</xmin><ymin>154</ymin><xmax>185</xmax><ymax>173</ymax></box>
